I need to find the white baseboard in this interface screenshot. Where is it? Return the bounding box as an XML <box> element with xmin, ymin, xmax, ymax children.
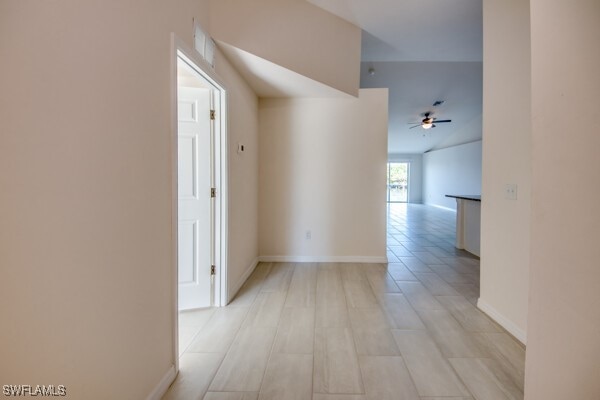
<box><xmin>146</xmin><ymin>365</ymin><xmax>176</xmax><ymax>400</ymax></box>
<box><xmin>477</xmin><ymin>298</ymin><xmax>527</xmax><ymax>345</ymax></box>
<box><xmin>257</xmin><ymin>255</ymin><xmax>388</xmax><ymax>264</ymax></box>
<box><xmin>227</xmin><ymin>257</ymin><xmax>259</xmax><ymax>304</ymax></box>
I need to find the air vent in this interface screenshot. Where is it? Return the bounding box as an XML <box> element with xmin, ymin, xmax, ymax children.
<box><xmin>194</xmin><ymin>20</ymin><xmax>215</xmax><ymax>68</ymax></box>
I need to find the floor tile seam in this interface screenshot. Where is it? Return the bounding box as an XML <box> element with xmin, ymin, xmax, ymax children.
<box><xmin>433</xmin><ymin>295</ymin><xmax>505</xmax><ymax>334</ymax></box>
<box><xmin>478</xmin><ymin>353</ymin><xmax>525</xmax><ymax>391</ymax></box>
<box><xmin>183</xmin><ymin>306</ymin><xmax>248</xmax><ymax>356</ymax></box>
<box><xmin>309</xmin><ymin>298</ymin><xmax>317</xmax><ymax>400</ymax></box>
<box><xmin>391</xmin><ymin>326</ymin><xmax>462</xmax><ymax>364</ymax></box>
<box><xmin>178</xmin><ymin>307</ymin><xmax>217</xmax><ymax>328</ymax></box>
<box><xmin>483</xmin><ymin>351</ymin><xmax>526</xmax><ymax>394</ymax></box>
<box><xmin>412</xmin><ymin>307</ymin><xmax>486</xmax><ymax>364</ymax></box>
<box><xmin>362</xmin><ymin>352</ymin><xmax>424</xmax><ymax>399</ymax></box>
<box><xmin>417</xmin><ymin>274</ymin><xmax>471</xmax><ymax>308</ymax></box>
<box><xmin>204</xmin><ymin>390</ymin><xmax>258</xmax><ymax>394</ymax></box>
<box><xmin>421</xmin><ymin>306</ymin><xmax>485</xmax><ymax>338</ymax></box>
<box><xmin>418</xmin><ymin>355</ymin><xmax>478</xmax><ymax>400</ymax></box>
<box><xmin>180</xmin><ymin>324</ymin><xmax>204</xmax><ymax>356</ymax></box>
<box><xmin>207</xmin><ymin>299</ymin><xmax>267</xmax><ymax>393</ymax></box>
<box><xmin>344</xmin><ymin>306</ymin><xmax>367</xmax><ymax>395</ymax></box>
<box><xmin>254</xmin><ymin>298</ymin><xmax>290</xmax><ymax>399</ymax></box>
<box><xmin>484</xmin><ymin>329</ymin><xmax>527</xmax><ymax>351</ymax></box>
<box><xmin>251</xmin><ymin>262</ymin><xmax>274</xmax><ymax>288</ymax></box>
<box><xmin>481</xmin><ymin>337</ymin><xmax>525</xmax><ymax>373</ymax></box>
<box><xmin>199</xmin><ymin>352</ymin><xmax>230</xmax><ymax>399</ymax></box>
<box><xmin>446</xmin><ymin>356</ymin><xmax>517</xmax><ymax>399</ymax></box>
<box><xmin>389</xmin><ymin>331</ymin><xmax>474</xmax><ymax>399</ymax></box>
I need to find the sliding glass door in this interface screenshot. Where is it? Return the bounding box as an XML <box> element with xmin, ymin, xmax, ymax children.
<box><xmin>387</xmin><ymin>162</ymin><xmax>409</xmax><ymax>203</ymax></box>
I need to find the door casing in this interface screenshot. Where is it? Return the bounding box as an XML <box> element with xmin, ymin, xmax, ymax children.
<box><xmin>170</xmin><ymin>34</ymin><xmax>228</xmax><ymax>371</ymax></box>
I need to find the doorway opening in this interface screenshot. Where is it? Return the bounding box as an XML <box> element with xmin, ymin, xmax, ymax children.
<box><xmin>172</xmin><ymin>38</ymin><xmax>228</xmax><ymax>364</ymax></box>
<box><xmin>387</xmin><ymin>162</ymin><xmax>409</xmax><ymax>203</ymax></box>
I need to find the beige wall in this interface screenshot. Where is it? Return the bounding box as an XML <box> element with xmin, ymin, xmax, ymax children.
<box><xmin>0</xmin><ymin>1</ymin><xmax>258</xmax><ymax>398</ymax></box>
<box><xmin>214</xmin><ymin>49</ymin><xmax>260</xmax><ymax>299</ymax></box>
<box><xmin>258</xmin><ymin>89</ymin><xmax>388</xmax><ymax>261</ymax></box>
<box><xmin>209</xmin><ymin>0</ymin><xmax>361</xmax><ymax>97</ymax></box>
<box><xmin>423</xmin><ymin>141</ymin><xmax>482</xmax><ymax>210</ymax></box>
<box><xmin>525</xmin><ymin>0</ymin><xmax>600</xmax><ymax>398</ymax></box>
<box><xmin>479</xmin><ymin>0</ymin><xmax>531</xmax><ymax>343</ymax></box>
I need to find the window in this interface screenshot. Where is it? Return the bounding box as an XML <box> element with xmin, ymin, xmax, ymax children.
<box><xmin>194</xmin><ymin>20</ymin><xmax>215</xmax><ymax>68</ymax></box>
<box><xmin>387</xmin><ymin>162</ymin><xmax>409</xmax><ymax>203</ymax></box>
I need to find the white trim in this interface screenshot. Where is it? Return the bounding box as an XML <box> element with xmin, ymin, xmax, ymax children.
<box><xmin>145</xmin><ymin>365</ymin><xmax>176</xmax><ymax>400</ymax></box>
<box><xmin>172</xmin><ymin>36</ymin><xmax>229</xmax><ymax>309</ymax></box>
<box><xmin>258</xmin><ymin>255</ymin><xmax>389</xmax><ymax>264</ymax></box>
<box><xmin>169</xmin><ymin>34</ymin><xmax>180</xmax><ymax>375</ymax></box>
<box><xmin>477</xmin><ymin>298</ymin><xmax>527</xmax><ymax>345</ymax></box>
<box><xmin>227</xmin><ymin>257</ymin><xmax>260</xmax><ymax>304</ymax></box>
<box><xmin>170</xmin><ymin>33</ymin><xmax>229</xmax><ymax>377</ymax></box>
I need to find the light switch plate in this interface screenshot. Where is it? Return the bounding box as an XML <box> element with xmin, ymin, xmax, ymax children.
<box><xmin>505</xmin><ymin>184</ymin><xmax>518</xmax><ymax>200</ymax></box>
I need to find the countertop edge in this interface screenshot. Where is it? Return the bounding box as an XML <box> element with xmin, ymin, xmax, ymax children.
<box><xmin>445</xmin><ymin>195</ymin><xmax>481</xmax><ymax>202</ymax></box>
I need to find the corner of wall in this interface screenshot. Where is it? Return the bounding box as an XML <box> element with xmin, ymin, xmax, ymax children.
<box><xmin>480</xmin><ymin>0</ymin><xmax>531</xmax><ymax>339</ymax></box>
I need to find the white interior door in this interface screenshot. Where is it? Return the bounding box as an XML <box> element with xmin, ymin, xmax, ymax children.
<box><xmin>178</xmin><ymin>86</ymin><xmax>213</xmax><ymax>310</ymax></box>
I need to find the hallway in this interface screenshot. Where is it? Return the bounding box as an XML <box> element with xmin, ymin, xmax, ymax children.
<box><xmin>165</xmin><ymin>204</ymin><xmax>525</xmax><ymax>400</ymax></box>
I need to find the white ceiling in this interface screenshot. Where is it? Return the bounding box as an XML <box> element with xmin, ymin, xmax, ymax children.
<box><xmin>307</xmin><ymin>0</ymin><xmax>483</xmax><ymax>153</ymax></box>
<box><xmin>307</xmin><ymin>0</ymin><xmax>482</xmax><ymax>62</ymax></box>
<box><xmin>215</xmin><ymin>1</ymin><xmax>483</xmax><ymax>154</ymax></box>
<box><xmin>217</xmin><ymin>41</ymin><xmax>350</xmax><ymax>98</ymax></box>
<box><xmin>360</xmin><ymin>61</ymin><xmax>482</xmax><ymax>153</ymax></box>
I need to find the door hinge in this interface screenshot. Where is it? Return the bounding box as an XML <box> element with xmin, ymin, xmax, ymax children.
<box><xmin>210</xmin><ymin>187</ymin><xmax>216</xmax><ymax>198</ymax></box>
<box><xmin>210</xmin><ymin>110</ymin><xmax>215</xmax><ymax>120</ymax></box>
<box><xmin>211</xmin><ymin>265</ymin><xmax>216</xmax><ymax>275</ymax></box>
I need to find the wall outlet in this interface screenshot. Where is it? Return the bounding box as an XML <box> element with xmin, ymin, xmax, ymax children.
<box><xmin>305</xmin><ymin>230</ymin><xmax>311</xmax><ymax>240</ymax></box>
<box><xmin>505</xmin><ymin>184</ymin><xmax>518</xmax><ymax>200</ymax></box>
<box><xmin>237</xmin><ymin>143</ymin><xmax>245</xmax><ymax>154</ymax></box>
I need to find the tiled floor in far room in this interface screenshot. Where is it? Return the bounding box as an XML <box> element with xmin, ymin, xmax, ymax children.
<box><xmin>163</xmin><ymin>204</ymin><xmax>525</xmax><ymax>400</ymax></box>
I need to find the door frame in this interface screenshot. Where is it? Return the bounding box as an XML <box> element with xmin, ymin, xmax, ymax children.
<box><xmin>170</xmin><ymin>34</ymin><xmax>228</xmax><ymax>369</ymax></box>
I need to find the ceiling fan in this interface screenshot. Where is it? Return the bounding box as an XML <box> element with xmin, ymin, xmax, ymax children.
<box><xmin>408</xmin><ymin>112</ymin><xmax>452</xmax><ymax>130</ymax></box>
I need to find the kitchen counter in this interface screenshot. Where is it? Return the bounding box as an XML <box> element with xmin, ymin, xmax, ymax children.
<box><xmin>445</xmin><ymin>195</ymin><xmax>481</xmax><ymax>257</ymax></box>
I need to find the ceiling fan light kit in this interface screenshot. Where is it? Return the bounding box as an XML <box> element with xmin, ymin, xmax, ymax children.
<box><xmin>408</xmin><ymin>100</ymin><xmax>452</xmax><ymax>129</ymax></box>
<box><xmin>408</xmin><ymin>107</ymin><xmax>452</xmax><ymax>130</ymax></box>
<box><xmin>422</xmin><ymin>118</ymin><xmax>434</xmax><ymax>129</ymax></box>
<box><xmin>408</xmin><ymin>112</ymin><xmax>452</xmax><ymax>130</ymax></box>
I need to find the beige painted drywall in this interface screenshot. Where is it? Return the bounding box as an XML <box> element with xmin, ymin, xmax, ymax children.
<box><xmin>525</xmin><ymin>0</ymin><xmax>600</xmax><ymax>398</ymax></box>
<box><xmin>0</xmin><ymin>1</ymin><xmax>258</xmax><ymax>398</ymax></box>
<box><xmin>214</xmin><ymin>49</ymin><xmax>260</xmax><ymax>299</ymax></box>
<box><xmin>480</xmin><ymin>0</ymin><xmax>531</xmax><ymax>342</ymax></box>
<box><xmin>209</xmin><ymin>0</ymin><xmax>361</xmax><ymax>97</ymax></box>
<box><xmin>258</xmin><ymin>89</ymin><xmax>388</xmax><ymax>260</ymax></box>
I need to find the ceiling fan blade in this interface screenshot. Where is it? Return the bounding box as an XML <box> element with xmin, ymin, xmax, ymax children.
<box><xmin>409</xmin><ymin>125</ymin><xmax>421</xmax><ymax>129</ymax></box>
<box><xmin>433</xmin><ymin>119</ymin><xmax>452</xmax><ymax>123</ymax></box>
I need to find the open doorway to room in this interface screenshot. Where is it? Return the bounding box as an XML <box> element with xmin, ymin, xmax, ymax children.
<box><xmin>387</xmin><ymin>162</ymin><xmax>409</xmax><ymax>203</ymax></box>
<box><xmin>172</xmin><ymin>41</ymin><xmax>228</xmax><ymax>362</ymax></box>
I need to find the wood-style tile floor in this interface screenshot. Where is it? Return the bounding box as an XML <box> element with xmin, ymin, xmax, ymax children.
<box><xmin>164</xmin><ymin>204</ymin><xmax>525</xmax><ymax>400</ymax></box>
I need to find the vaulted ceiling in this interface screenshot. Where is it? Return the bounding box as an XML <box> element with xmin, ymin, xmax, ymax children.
<box><xmin>215</xmin><ymin>0</ymin><xmax>483</xmax><ymax>154</ymax></box>
<box><xmin>308</xmin><ymin>0</ymin><xmax>483</xmax><ymax>153</ymax></box>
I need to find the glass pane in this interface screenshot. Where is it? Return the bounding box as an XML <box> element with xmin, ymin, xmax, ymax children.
<box><xmin>386</xmin><ymin>163</ymin><xmax>391</xmax><ymax>202</ymax></box>
<box><xmin>387</xmin><ymin>162</ymin><xmax>408</xmax><ymax>203</ymax></box>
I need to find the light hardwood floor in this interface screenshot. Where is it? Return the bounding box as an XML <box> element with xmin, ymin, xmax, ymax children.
<box><xmin>164</xmin><ymin>204</ymin><xmax>525</xmax><ymax>400</ymax></box>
